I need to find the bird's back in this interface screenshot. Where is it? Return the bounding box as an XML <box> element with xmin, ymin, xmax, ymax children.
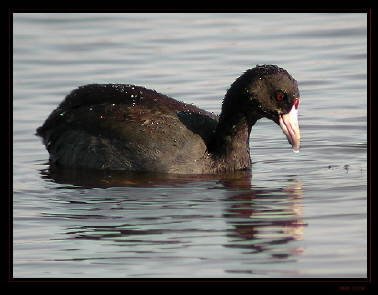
<box><xmin>36</xmin><ymin>84</ymin><xmax>219</xmax><ymax>173</ymax></box>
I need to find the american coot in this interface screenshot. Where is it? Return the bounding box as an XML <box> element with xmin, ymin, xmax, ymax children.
<box><xmin>36</xmin><ymin>64</ymin><xmax>300</xmax><ymax>174</ymax></box>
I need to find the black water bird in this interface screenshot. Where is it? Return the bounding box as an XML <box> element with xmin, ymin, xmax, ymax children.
<box><xmin>36</xmin><ymin>64</ymin><xmax>300</xmax><ymax>174</ymax></box>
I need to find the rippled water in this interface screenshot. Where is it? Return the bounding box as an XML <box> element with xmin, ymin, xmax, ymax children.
<box><xmin>13</xmin><ymin>13</ymin><xmax>367</xmax><ymax>278</ymax></box>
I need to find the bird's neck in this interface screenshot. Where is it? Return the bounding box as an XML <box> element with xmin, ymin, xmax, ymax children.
<box><xmin>209</xmin><ymin>103</ymin><xmax>260</xmax><ymax>171</ymax></box>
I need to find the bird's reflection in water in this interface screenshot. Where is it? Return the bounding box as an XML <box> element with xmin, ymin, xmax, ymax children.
<box><xmin>41</xmin><ymin>165</ymin><xmax>306</xmax><ymax>272</ymax></box>
<box><xmin>40</xmin><ymin>164</ymin><xmax>256</xmax><ymax>188</ymax></box>
<box><xmin>222</xmin><ymin>177</ymin><xmax>306</xmax><ymax>271</ymax></box>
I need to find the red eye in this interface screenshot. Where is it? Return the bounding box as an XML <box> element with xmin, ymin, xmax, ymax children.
<box><xmin>276</xmin><ymin>94</ymin><xmax>283</xmax><ymax>101</ymax></box>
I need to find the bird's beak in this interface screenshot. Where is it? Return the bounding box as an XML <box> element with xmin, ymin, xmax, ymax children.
<box><xmin>279</xmin><ymin>99</ymin><xmax>300</xmax><ymax>152</ymax></box>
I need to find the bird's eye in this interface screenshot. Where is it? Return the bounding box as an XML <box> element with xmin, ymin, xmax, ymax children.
<box><xmin>275</xmin><ymin>93</ymin><xmax>286</xmax><ymax>101</ymax></box>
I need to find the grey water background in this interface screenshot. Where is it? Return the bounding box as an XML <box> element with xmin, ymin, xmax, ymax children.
<box><xmin>13</xmin><ymin>13</ymin><xmax>367</xmax><ymax>278</ymax></box>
